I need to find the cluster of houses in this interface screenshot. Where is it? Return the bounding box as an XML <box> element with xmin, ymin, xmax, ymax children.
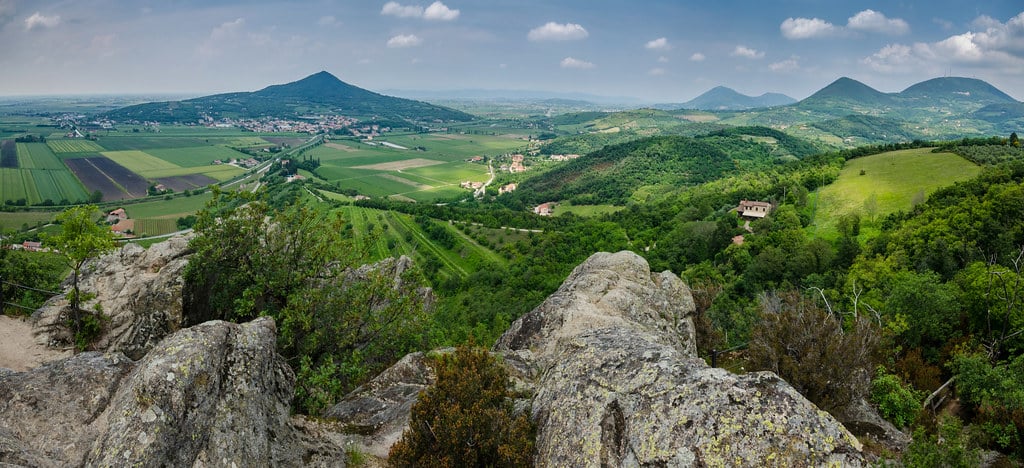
<box><xmin>107</xmin><ymin>208</ymin><xmax>134</xmax><ymax>237</ymax></box>
<box><xmin>533</xmin><ymin>202</ymin><xmax>555</xmax><ymax>216</ymax></box>
<box><xmin>549</xmin><ymin>154</ymin><xmax>580</xmax><ymax>161</ymax></box>
<box><xmin>212</xmin><ymin>157</ymin><xmax>261</xmax><ymax>168</ymax></box>
<box><xmin>498</xmin><ymin>183</ymin><xmax>517</xmax><ymax>194</ymax></box>
<box><xmin>508</xmin><ymin>154</ymin><xmax>526</xmax><ymax>173</ymax></box>
<box><xmin>460</xmin><ymin>181</ymin><xmax>485</xmax><ymax>190</ymax></box>
<box><xmin>199</xmin><ymin>115</ymin><xmax>360</xmax><ymax>135</ymax></box>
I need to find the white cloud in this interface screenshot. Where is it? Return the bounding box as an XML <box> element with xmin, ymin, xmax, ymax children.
<box><xmin>847</xmin><ymin>9</ymin><xmax>909</xmax><ymax>35</ymax></box>
<box><xmin>780</xmin><ymin>17</ymin><xmax>837</xmax><ymax>39</ymax></box>
<box><xmin>645</xmin><ymin>37</ymin><xmax>671</xmax><ymax>50</ymax></box>
<box><xmin>381</xmin><ymin>2</ymin><xmax>423</xmax><ymax>18</ymax></box>
<box><xmin>211</xmin><ymin>18</ymin><xmax>245</xmax><ymax>40</ymax></box>
<box><xmin>529</xmin><ymin>22</ymin><xmax>588</xmax><ymax>41</ymax></box>
<box><xmin>769</xmin><ymin>57</ymin><xmax>800</xmax><ymax>72</ymax></box>
<box><xmin>560</xmin><ymin>57</ymin><xmax>594</xmax><ymax>69</ymax></box>
<box><xmin>862</xmin><ymin>12</ymin><xmax>1024</xmax><ymax>74</ymax></box>
<box><xmin>24</xmin><ymin>12</ymin><xmax>60</xmax><ymax>31</ymax></box>
<box><xmin>731</xmin><ymin>45</ymin><xmax>764</xmax><ymax>59</ymax></box>
<box><xmin>382</xmin><ymin>1</ymin><xmax>459</xmax><ymax>21</ymax></box>
<box><xmin>423</xmin><ymin>1</ymin><xmax>459</xmax><ymax>21</ymax></box>
<box><xmin>658</xmin><ymin>55</ymin><xmax>669</xmax><ymax>63</ymax></box>
<box><xmin>387</xmin><ymin>34</ymin><xmax>422</xmax><ymax>48</ymax></box>
<box><xmin>781</xmin><ymin>10</ymin><xmax>909</xmax><ymax>39</ymax></box>
<box><xmin>198</xmin><ymin>18</ymin><xmax>245</xmax><ymax>57</ymax></box>
<box><xmin>689</xmin><ymin>52</ymin><xmax>705</xmax><ymax>62</ymax></box>
<box><xmin>318</xmin><ymin>15</ymin><xmax>338</xmax><ymax>26</ymax></box>
<box><xmin>648</xmin><ymin>67</ymin><xmax>666</xmax><ymax>76</ymax></box>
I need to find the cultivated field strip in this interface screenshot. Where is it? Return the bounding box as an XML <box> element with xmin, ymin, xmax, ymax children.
<box><xmin>46</xmin><ymin>139</ymin><xmax>105</xmax><ymax>154</ymax></box>
<box><xmin>0</xmin><ymin>140</ymin><xmax>16</xmax><ymax>168</ymax></box>
<box><xmin>17</xmin><ymin>143</ymin><xmax>64</xmax><ymax>170</ymax></box>
<box><xmin>64</xmin><ymin>157</ymin><xmax>149</xmax><ymax>201</ymax></box>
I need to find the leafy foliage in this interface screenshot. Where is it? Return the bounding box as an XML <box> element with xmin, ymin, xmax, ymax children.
<box><xmin>903</xmin><ymin>417</ymin><xmax>980</xmax><ymax>468</ymax></box>
<box><xmin>389</xmin><ymin>345</ymin><xmax>535</xmax><ymax>467</ymax></box>
<box><xmin>183</xmin><ymin>189</ymin><xmax>429</xmax><ymax>413</ymax></box>
<box><xmin>42</xmin><ymin>205</ymin><xmax>115</xmax><ymax>348</ymax></box>
<box><xmin>869</xmin><ymin>367</ymin><xmax>922</xmax><ymax>428</ymax></box>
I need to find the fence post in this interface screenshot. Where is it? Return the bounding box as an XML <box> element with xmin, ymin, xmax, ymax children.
<box><xmin>711</xmin><ymin>348</ymin><xmax>718</xmax><ymax>368</ymax></box>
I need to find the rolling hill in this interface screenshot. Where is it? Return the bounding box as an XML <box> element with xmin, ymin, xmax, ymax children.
<box><xmin>101</xmin><ymin>71</ymin><xmax>474</xmax><ymax>124</ymax></box>
<box><xmin>681</xmin><ymin>86</ymin><xmax>796</xmax><ymax>111</ymax></box>
<box><xmin>517</xmin><ymin>127</ymin><xmax>820</xmax><ymax>205</ymax></box>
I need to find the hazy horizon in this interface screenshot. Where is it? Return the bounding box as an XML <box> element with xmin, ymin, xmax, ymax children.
<box><xmin>1</xmin><ymin>1</ymin><xmax>1022</xmax><ymax>102</ymax></box>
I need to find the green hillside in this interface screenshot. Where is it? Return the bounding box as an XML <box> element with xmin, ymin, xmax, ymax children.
<box><xmin>102</xmin><ymin>71</ymin><xmax>474</xmax><ymax>124</ymax></box>
<box><xmin>517</xmin><ymin>127</ymin><xmax>820</xmax><ymax>205</ymax></box>
<box><xmin>811</xmin><ymin>148</ymin><xmax>982</xmax><ymax>237</ymax></box>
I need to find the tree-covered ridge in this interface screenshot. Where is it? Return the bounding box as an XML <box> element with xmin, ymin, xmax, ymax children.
<box><xmin>101</xmin><ymin>71</ymin><xmax>474</xmax><ymax>124</ymax></box>
<box><xmin>517</xmin><ymin>127</ymin><xmax>821</xmax><ymax>205</ymax></box>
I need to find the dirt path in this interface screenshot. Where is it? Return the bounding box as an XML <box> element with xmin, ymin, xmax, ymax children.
<box><xmin>0</xmin><ymin>315</ymin><xmax>70</xmax><ymax>371</ymax></box>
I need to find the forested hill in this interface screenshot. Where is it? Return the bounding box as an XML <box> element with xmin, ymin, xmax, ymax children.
<box><xmin>101</xmin><ymin>71</ymin><xmax>474</xmax><ymax>124</ymax></box>
<box><xmin>514</xmin><ymin>126</ymin><xmax>821</xmax><ymax>205</ymax></box>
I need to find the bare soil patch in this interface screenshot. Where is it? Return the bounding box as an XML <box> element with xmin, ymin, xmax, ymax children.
<box><xmin>354</xmin><ymin>158</ymin><xmax>444</xmax><ymax>171</ymax></box>
<box><xmin>0</xmin><ymin>315</ymin><xmax>70</xmax><ymax>371</ymax></box>
<box><xmin>325</xmin><ymin>142</ymin><xmax>359</xmax><ymax>152</ymax></box>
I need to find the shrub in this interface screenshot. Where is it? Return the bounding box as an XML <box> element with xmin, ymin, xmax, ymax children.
<box><xmin>903</xmin><ymin>417</ymin><xmax>980</xmax><ymax>468</ymax></box>
<box><xmin>389</xmin><ymin>345</ymin><xmax>535</xmax><ymax>467</ymax></box>
<box><xmin>747</xmin><ymin>290</ymin><xmax>883</xmax><ymax>414</ymax></box>
<box><xmin>869</xmin><ymin>367</ymin><xmax>922</xmax><ymax>428</ymax></box>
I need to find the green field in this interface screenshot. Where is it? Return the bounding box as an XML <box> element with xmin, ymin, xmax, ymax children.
<box><xmin>101</xmin><ymin>150</ymin><xmax>179</xmax><ymax>175</ymax></box>
<box><xmin>133</xmin><ymin>218</ymin><xmax>179</xmax><ymax>236</ymax></box>
<box><xmin>17</xmin><ymin>143</ymin><xmax>64</xmax><ymax>170</ymax></box>
<box><xmin>552</xmin><ymin>204</ymin><xmax>625</xmax><ymax>217</ymax></box>
<box><xmin>46</xmin><ymin>139</ymin><xmax>105</xmax><ymax>153</ymax></box>
<box><xmin>121</xmin><ymin>192</ymin><xmax>213</xmax><ymax>219</ymax></box>
<box><xmin>812</xmin><ymin>148</ymin><xmax>982</xmax><ymax>237</ymax></box>
<box><xmin>146</xmin><ymin>146</ymin><xmax>250</xmax><ymax>167</ymax></box>
<box><xmin>0</xmin><ymin>211</ymin><xmax>55</xmax><ymax>230</ymax></box>
<box><xmin>1</xmin><ymin>168</ymin><xmax>38</xmax><ymax>204</ymax></box>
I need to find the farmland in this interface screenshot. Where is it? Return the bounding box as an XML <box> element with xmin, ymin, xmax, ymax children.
<box><xmin>64</xmin><ymin>157</ymin><xmax>150</xmax><ymax>201</ymax></box>
<box><xmin>17</xmin><ymin>143</ymin><xmax>64</xmax><ymax>170</ymax></box>
<box><xmin>0</xmin><ymin>140</ymin><xmax>15</xmax><ymax>168</ymax></box>
<box><xmin>306</xmin><ymin>133</ymin><xmax>525</xmax><ymax>202</ymax></box>
<box><xmin>46</xmin><ymin>139</ymin><xmax>105</xmax><ymax>154</ymax></box>
<box><xmin>146</xmin><ymin>146</ymin><xmax>249</xmax><ymax>167</ymax></box>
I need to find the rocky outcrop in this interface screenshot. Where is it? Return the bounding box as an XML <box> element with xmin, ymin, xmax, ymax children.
<box><xmin>330</xmin><ymin>251</ymin><xmax>866</xmax><ymax>466</ymax></box>
<box><xmin>33</xmin><ymin>234</ymin><xmax>193</xmax><ymax>359</ymax></box>
<box><xmin>0</xmin><ymin>318</ymin><xmax>346</xmax><ymax>467</ymax></box>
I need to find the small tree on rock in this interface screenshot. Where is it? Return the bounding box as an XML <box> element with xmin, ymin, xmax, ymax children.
<box><xmin>44</xmin><ymin>205</ymin><xmax>115</xmax><ymax>348</ymax></box>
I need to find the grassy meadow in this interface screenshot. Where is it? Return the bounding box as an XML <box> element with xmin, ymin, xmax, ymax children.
<box><xmin>810</xmin><ymin>148</ymin><xmax>982</xmax><ymax>238</ymax></box>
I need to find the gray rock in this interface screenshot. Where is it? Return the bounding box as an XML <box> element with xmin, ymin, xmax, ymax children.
<box><xmin>335</xmin><ymin>251</ymin><xmax>866</xmax><ymax>466</ymax></box>
<box><xmin>33</xmin><ymin>234</ymin><xmax>193</xmax><ymax>359</ymax></box>
<box><xmin>495</xmin><ymin>250</ymin><xmax>697</xmax><ymax>365</ymax></box>
<box><xmin>0</xmin><ymin>351</ymin><xmax>134</xmax><ymax>465</ymax></box>
<box><xmin>0</xmin><ymin>318</ymin><xmax>346</xmax><ymax>467</ymax></box>
<box><xmin>531</xmin><ymin>328</ymin><xmax>864</xmax><ymax>466</ymax></box>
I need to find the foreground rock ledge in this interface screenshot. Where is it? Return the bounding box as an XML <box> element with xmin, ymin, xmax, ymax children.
<box><xmin>0</xmin><ymin>318</ymin><xmax>345</xmax><ymax>467</ymax></box>
<box><xmin>332</xmin><ymin>251</ymin><xmax>866</xmax><ymax>466</ymax></box>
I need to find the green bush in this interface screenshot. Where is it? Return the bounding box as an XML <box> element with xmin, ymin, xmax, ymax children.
<box><xmin>903</xmin><ymin>417</ymin><xmax>980</xmax><ymax>468</ymax></box>
<box><xmin>869</xmin><ymin>367</ymin><xmax>921</xmax><ymax>428</ymax></box>
<box><xmin>389</xmin><ymin>345</ymin><xmax>535</xmax><ymax>467</ymax></box>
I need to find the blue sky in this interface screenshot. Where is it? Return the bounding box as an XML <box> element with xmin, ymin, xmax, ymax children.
<box><xmin>1</xmin><ymin>0</ymin><xmax>1022</xmax><ymax>102</ymax></box>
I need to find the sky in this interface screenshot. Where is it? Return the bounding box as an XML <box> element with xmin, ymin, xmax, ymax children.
<box><xmin>1</xmin><ymin>0</ymin><xmax>1023</xmax><ymax>103</ymax></box>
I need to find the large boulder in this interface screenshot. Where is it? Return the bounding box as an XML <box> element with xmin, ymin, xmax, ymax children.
<box><xmin>330</xmin><ymin>251</ymin><xmax>866</xmax><ymax>466</ymax></box>
<box><xmin>33</xmin><ymin>234</ymin><xmax>193</xmax><ymax>359</ymax></box>
<box><xmin>495</xmin><ymin>251</ymin><xmax>697</xmax><ymax>364</ymax></box>
<box><xmin>0</xmin><ymin>318</ymin><xmax>346</xmax><ymax>467</ymax></box>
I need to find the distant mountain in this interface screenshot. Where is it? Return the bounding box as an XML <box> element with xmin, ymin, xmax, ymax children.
<box><xmin>900</xmin><ymin>77</ymin><xmax>1017</xmax><ymax>105</ymax></box>
<box><xmin>681</xmin><ymin>86</ymin><xmax>796</xmax><ymax>110</ymax></box>
<box><xmin>101</xmin><ymin>71</ymin><xmax>474</xmax><ymax>124</ymax></box>
<box><xmin>800</xmin><ymin>77</ymin><xmax>896</xmax><ymax>108</ymax></box>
